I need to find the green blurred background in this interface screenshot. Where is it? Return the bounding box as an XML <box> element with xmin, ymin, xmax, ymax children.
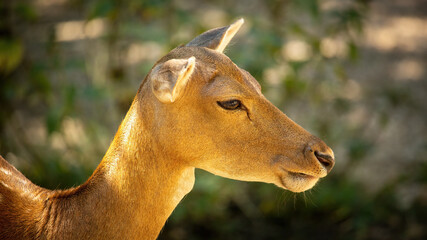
<box><xmin>0</xmin><ymin>0</ymin><xmax>426</xmax><ymax>239</ymax></box>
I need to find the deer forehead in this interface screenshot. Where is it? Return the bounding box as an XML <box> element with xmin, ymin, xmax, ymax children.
<box><xmin>171</xmin><ymin>47</ymin><xmax>261</xmax><ymax>96</ymax></box>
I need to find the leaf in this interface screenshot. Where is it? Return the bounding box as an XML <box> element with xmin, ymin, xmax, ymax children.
<box><xmin>46</xmin><ymin>108</ymin><xmax>62</xmax><ymax>134</ymax></box>
<box><xmin>0</xmin><ymin>38</ymin><xmax>24</xmax><ymax>74</ymax></box>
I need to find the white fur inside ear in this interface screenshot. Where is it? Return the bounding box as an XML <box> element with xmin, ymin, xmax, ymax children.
<box><xmin>171</xmin><ymin>56</ymin><xmax>195</xmax><ymax>102</ymax></box>
<box><xmin>151</xmin><ymin>56</ymin><xmax>196</xmax><ymax>103</ymax></box>
<box><xmin>215</xmin><ymin>18</ymin><xmax>244</xmax><ymax>53</ymax></box>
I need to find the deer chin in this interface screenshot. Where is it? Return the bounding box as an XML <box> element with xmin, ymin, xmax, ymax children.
<box><xmin>277</xmin><ymin>171</ymin><xmax>320</xmax><ymax>193</ymax></box>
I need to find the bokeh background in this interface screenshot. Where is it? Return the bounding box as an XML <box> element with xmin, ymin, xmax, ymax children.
<box><xmin>0</xmin><ymin>0</ymin><xmax>426</xmax><ymax>239</ymax></box>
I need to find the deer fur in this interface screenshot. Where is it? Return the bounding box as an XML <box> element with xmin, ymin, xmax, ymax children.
<box><xmin>0</xmin><ymin>19</ymin><xmax>334</xmax><ymax>239</ymax></box>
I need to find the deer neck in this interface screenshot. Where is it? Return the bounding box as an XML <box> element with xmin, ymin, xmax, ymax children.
<box><xmin>54</xmin><ymin>99</ymin><xmax>195</xmax><ymax>239</ymax></box>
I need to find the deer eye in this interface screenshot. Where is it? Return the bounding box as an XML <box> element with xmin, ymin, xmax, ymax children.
<box><xmin>217</xmin><ymin>100</ymin><xmax>242</xmax><ymax>110</ymax></box>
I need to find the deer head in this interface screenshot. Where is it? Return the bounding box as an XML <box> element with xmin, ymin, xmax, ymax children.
<box><xmin>138</xmin><ymin>18</ymin><xmax>334</xmax><ymax>193</ymax></box>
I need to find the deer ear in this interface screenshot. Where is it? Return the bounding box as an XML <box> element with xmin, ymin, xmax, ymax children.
<box><xmin>151</xmin><ymin>56</ymin><xmax>196</xmax><ymax>103</ymax></box>
<box><xmin>186</xmin><ymin>18</ymin><xmax>244</xmax><ymax>53</ymax></box>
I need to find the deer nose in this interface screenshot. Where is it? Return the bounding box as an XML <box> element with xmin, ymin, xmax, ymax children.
<box><xmin>305</xmin><ymin>140</ymin><xmax>335</xmax><ymax>174</ymax></box>
<box><xmin>314</xmin><ymin>151</ymin><xmax>335</xmax><ymax>174</ymax></box>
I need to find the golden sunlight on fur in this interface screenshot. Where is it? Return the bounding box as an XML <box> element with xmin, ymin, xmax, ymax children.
<box><xmin>0</xmin><ymin>19</ymin><xmax>334</xmax><ymax>240</ymax></box>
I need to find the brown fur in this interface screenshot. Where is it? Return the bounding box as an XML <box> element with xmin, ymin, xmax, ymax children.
<box><xmin>0</xmin><ymin>20</ymin><xmax>334</xmax><ymax>239</ymax></box>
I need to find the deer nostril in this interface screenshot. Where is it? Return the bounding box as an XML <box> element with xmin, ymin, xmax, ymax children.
<box><xmin>314</xmin><ymin>151</ymin><xmax>335</xmax><ymax>173</ymax></box>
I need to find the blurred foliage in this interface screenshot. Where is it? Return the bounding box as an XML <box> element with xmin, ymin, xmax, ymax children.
<box><xmin>0</xmin><ymin>0</ymin><xmax>426</xmax><ymax>239</ymax></box>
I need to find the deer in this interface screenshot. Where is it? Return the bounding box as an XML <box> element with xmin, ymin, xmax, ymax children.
<box><xmin>0</xmin><ymin>18</ymin><xmax>335</xmax><ymax>239</ymax></box>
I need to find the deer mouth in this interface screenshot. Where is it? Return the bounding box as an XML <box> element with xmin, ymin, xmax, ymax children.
<box><xmin>278</xmin><ymin>170</ymin><xmax>319</xmax><ymax>193</ymax></box>
<box><xmin>288</xmin><ymin>171</ymin><xmax>316</xmax><ymax>179</ymax></box>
